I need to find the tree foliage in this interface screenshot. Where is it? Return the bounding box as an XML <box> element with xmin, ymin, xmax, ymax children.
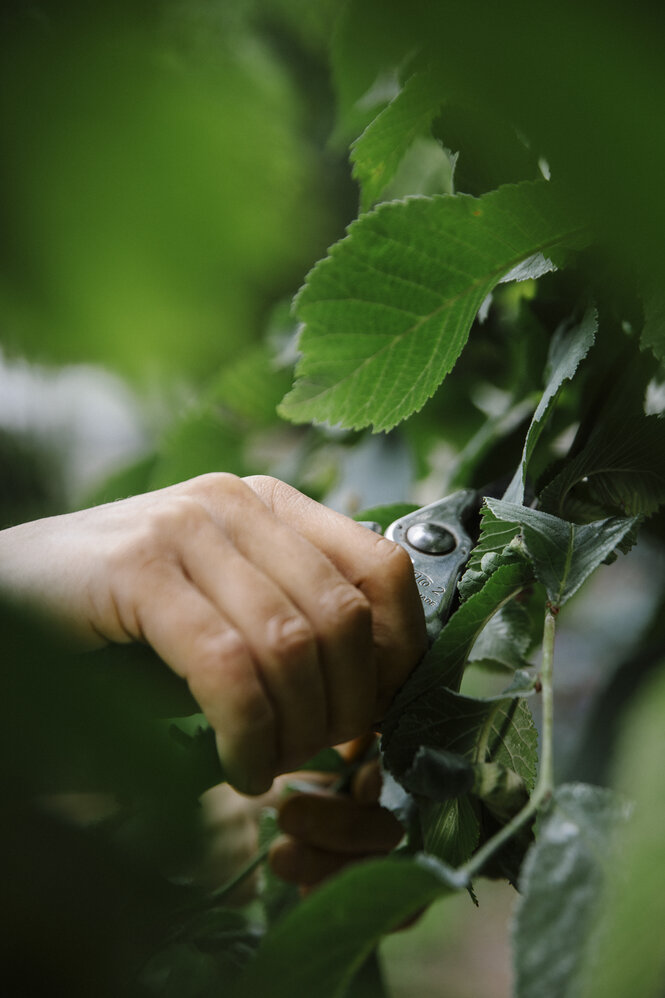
<box><xmin>1</xmin><ymin>1</ymin><xmax>664</xmax><ymax>996</ymax></box>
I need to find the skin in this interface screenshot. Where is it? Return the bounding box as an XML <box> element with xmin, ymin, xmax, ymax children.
<box><xmin>0</xmin><ymin>473</ymin><xmax>427</xmax><ymax>797</ymax></box>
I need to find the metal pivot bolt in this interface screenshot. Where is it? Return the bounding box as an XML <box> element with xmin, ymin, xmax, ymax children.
<box><xmin>405</xmin><ymin>521</ymin><xmax>457</xmax><ymax>555</ymax></box>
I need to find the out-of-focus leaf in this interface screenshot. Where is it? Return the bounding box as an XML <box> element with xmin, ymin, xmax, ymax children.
<box><xmin>513</xmin><ymin>783</ymin><xmax>629</xmax><ymax>998</ymax></box>
<box><xmin>641</xmin><ymin>284</ymin><xmax>665</xmax><ymax>363</ymax></box>
<box><xmin>208</xmin><ymin>345</ymin><xmax>294</xmax><ymax>427</ymax></box>
<box><xmin>148</xmin><ymin>407</ymin><xmax>248</xmax><ymax>491</ymax></box>
<box><xmin>330</xmin><ymin>0</ymin><xmax>417</xmax><ymax>145</ymax></box>
<box><xmin>486</xmin><ymin>499</ymin><xmax>638</xmax><ymax>607</ymax></box>
<box><xmin>577</xmin><ymin>666</ymin><xmax>665</xmax><ymax>998</ymax></box>
<box><xmin>280</xmin><ymin>181</ymin><xmax>588</xmax><ymax>432</ymax></box>
<box><xmin>351</xmin><ymin>69</ymin><xmax>443</xmax><ymax>210</ymax></box>
<box><xmin>503</xmin><ymin>307</ymin><xmax>597</xmax><ymax>504</ymax></box>
<box><xmin>354</xmin><ymin>501</ymin><xmax>420</xmax><ymax>531</ymax></box>
<box><xmin>538</xmin><ymin>414</ymin><xmax>665</xmax><ymax>519</ymax></box>
<box><xmin>231</xmin><ymin>854</ymin><xmax>466</xmax><ymax>998</ymax></box>
<box><xmin>0</xmin><ymin>6</ymin><xmax>318</xmax><ymax>377</ymax></box>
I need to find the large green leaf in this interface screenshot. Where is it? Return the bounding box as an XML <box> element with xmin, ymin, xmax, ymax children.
<box><xmin>231</xmin><ymin>855</ymin><xmax>465</xmax><ymax>998</ymax></box>
<box><xmin>351</xmin><ymin>69</ymin><xmax>443</xmax><ymax>211</ymax></box>
<box><xmin>513</xmin><ymin>783</ymin><xmax>629</xmax><ymax>998</ymax></box>
<box><xmin>384</xmin><ymin>686</ymin><xmax>537</xmax><ymax>789</ymax></box>
<box><xmin>280</xmin><ymin>181</ymin><xmax>588</xmax><ymax>432</ymax></box>
<box><xmin>486</xmin><ymin>499</ymin><xmax>638</xmax><ymax>608</ymax></box>
<box><xmin>577</xmin><ymin>665</ymin><xmax>665</xmax><ymax>998</ymax></box>
<box><xmin>503</xmin><ymin>307</ymin><xmax>597</xmax><ymax>504</ymax></box>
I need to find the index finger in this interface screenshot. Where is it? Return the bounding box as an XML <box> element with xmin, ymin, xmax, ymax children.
<box><xmin>244</xmin><ymin>476</ymin><xmax>427</xmax><ymax>716</ymax></box>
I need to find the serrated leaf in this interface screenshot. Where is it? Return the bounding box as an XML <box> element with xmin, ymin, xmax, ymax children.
<box><xmin>231</xmin><ymin>855</ymin><xmax>465</xmax><ymax>998</ymax></box>
<box><xmin>467</xmin><ymin>601</ymin><xmax>534</xmax><ymax>672</ymax></box>
<box><xmin>384</xmin><ymin>686</ymin><xmax>538</xmax><ymax>791</ymax></box>
<box><xmin>486</xmin><ymin>498</ymin><xmax>639</xmax><ymax>607</ymax></box>
<box><xmin>280</xmin><ymin>181</ymin><xmax>589</xmax><ymax>432</ymax></box>
<box><xmin>383</xmin><ymin>561</ymin><xmax>534</xmax><ymax>739</ymax></box>
<box><xmin>503</xmin><ymin>307</ymin><xmax>597</xmax><ymax>504</ymax></box>
<box><xmin>538</xmin><ymin>413</ymin><xmax>665</xmax><ymax>519</ymax></box>
<box><xmin>384</xmin><ymin>689</ymin><xmax>537</xmax><ymax>866</ymax></box>
<box><xmin>352</xmin><ymin>69</ymin><xmax>443</xmax><ymax>211</ymax></box>
<box><xmin>513</xmin><ymin>783</ymin><xmax>629</xmax><ymax>998</ymax></box>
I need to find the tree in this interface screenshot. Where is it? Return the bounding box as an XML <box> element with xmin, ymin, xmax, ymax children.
<box><xmin>1</xmin><ymin>1</ymin><xmax>664</xmax><ymax>995</ymax></box>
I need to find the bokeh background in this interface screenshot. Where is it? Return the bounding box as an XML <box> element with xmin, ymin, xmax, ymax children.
<box><xmin>1</xmin><ymin>2</ymin><xmax>664</xmax><ymax>996</ymax></box>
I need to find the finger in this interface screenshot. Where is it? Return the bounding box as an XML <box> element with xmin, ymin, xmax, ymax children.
<box><xmin>188</xmin><ymin>475</ymin><xmax>377</xmax><ymax>745</ymax></box>
<box><xmin>126</xmin><ymin>560</ymin><xmax>277</xmax><ymax>795</ymax></box>
<box><xmin>277</xmin><ymin>791</ymin><xmax>403</xmax><ymax>855</ymax></box>
<box><xmin>244</xmin><ymin>476</ymin><xmax>427</xmax><ymax>716</ymax></box>
<box><xmin>178</xmin><ymin>516</ymin><xmax>327</xmax><ymax>773</ymax></box>
<box><xmin>269</xmin><ymin>836</ymin><xmax>362</xmax><ymax>887</ymax></box>
<box><xmin>351</xmin><ymin>760</ymin><xmax>384</xmax><ymax>805</ymax></box>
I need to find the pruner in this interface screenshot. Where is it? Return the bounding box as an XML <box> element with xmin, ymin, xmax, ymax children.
<box><xmin>361</xmin><ymin>489</ymin><xmax>480</xmax><ymax>646</ymax></box>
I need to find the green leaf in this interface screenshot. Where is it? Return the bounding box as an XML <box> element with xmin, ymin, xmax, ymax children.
<box><xmin>280</xmin><ymin>181</ymin><xmax>589</xmax><ymax>432</ymax></box>
<box><xmin>458</xmin><ymin>504</ymin><xmax>525</xmax><ymax>601</ymax></box>
<box><xmin>384</xmin><ymin>686</ymin><xmax>537</xmax><ymax>790</ymax></box>
<box><xmin>472</xmin><ymin>762</ymin><xmax>530</xmax><ymax>824</ymax></box>
<box><xmin>384</xmin><ymin>560</ymin><xmax>534</xmax><ymax>736</ymax></box>
<box><xmin>577</xmin><ymin>665</ymin><xmax>665</xmax><ymax>998</ymax></box>
<box><xmin>208</xmin><ymin>345</ymin><xmax>294</xmax><ymax>426</ymax></box>
<box><xmin>148</xmin><ymin>406</ymin><xmax>248</xmax><ymax>491</ymax></box>
<box><xmin>486</xmin><ymin>499</ymin><xmax>639</xmax><ymax>607</ymax></box>
<box><xmin>351</xmin><ymin>69</ymin><xmax>443</xmax><ymax>211</ymax></box>
<box><xmin>354</xmin><ymin>501</ymin><xmax>420</xmax><ymax>531</ymax></box>
<box><xmin>420</xmin><ymin>795</ymin><xmax>480</xmax><ymax>865</ymax></box>
<box><xmin>467</xmin><ymin>601</ymin><xmax>534</xmax><ymax>672</ymax></box>
<box><xmin>538</xmin><ymin>413</ymin><xmax>665</xmax><ymax>519</ymax></box>
<box><xmin>640</xmin><ymin>282</ymin><xmax>665</xmax><ymax>363</ymax></box>
<box><xmin>513</xmin><ymin>783</ymin><xmax>629</xmax><ymax>998</ymax></box>
<box><xmin>503</xmin><ymin>307</ymin><xmax>597</xmax><ymax>504</ymax></box>
<box><xmin>384</xmin><ymin>688</ymin><xmax>537</xmax><ymax>866</ymax></box>
<box><xmin>231</xmin><ymin>855</ymin><xmax>466</xmax><ymax>998</ymax></box>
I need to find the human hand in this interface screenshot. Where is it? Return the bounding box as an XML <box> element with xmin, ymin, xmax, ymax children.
<box><xmin>0</xmin><ymin>474</ymin><xmax>426</xmax><ymax>794</ymax></box>
<box><xmin>269</xmin><ymin>738</ymin><xmax>403</xmax><ymax>890</ymax></box>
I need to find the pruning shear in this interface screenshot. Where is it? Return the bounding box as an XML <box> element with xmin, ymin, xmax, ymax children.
<box><xmin>361</xmin><ymin>488</ymin><xmax>480</xmax><ymax>646</ymax></box>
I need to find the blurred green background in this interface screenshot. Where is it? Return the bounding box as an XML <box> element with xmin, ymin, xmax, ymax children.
<box><xmin>1</xmin><ymin>2</ymin><xmax>664</xmax><ymax>996</ymax></box>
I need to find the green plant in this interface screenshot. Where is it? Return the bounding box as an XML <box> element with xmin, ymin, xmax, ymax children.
<box><xmin>2</xmin><ymin>1</ymin><xmax>664</xmax><ymax>996</ymax></box>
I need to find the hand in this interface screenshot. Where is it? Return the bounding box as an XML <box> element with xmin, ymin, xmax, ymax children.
<box><xmin>0</xmin><ymin>474</ymin><xmax>426</xmax><ymax>794</ymax></box>
<box><xmin>269</xmin><ymin>739</ymin><xmax>403</xmax><ymax>890</ymax></box>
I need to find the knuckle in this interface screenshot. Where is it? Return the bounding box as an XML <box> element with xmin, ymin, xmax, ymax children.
<box><xmin>266</xmin><ymin>614</ymin><xmax>315</xmax><ymax>663</ymax></box>
<box><xmin>325</xmin><ymin>584</ymin><xmax>371</xmax><ymax>630</ymax></box>
<box><xmin>372</xmin><ymin>536</ymin><xmax>415</xmax><ymax>588</ymax></box>
<box><xmin>139</xmin><ymin>496</ymin><xmax>208</xmax><ymax>548</ymax></box>
<box><xmin>189</xmin><ymin>629</ymin><xmax>250</xmax><ymax>699</ymax></box>
<box><xmin>185</xmin><ymin>471</ymin><xmax>243</xmax><ymax>495</ymax></box>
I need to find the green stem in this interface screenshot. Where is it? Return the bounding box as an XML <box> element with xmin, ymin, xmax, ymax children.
<box><xmin>209</xmin><ymin>840</ymin><xmax>273</xmax><ymax>904</ymax></box>
<box><xmin>461</xmin><ymin>604</ymin><xmax>557</xmax><ymax>881</ymax></box>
